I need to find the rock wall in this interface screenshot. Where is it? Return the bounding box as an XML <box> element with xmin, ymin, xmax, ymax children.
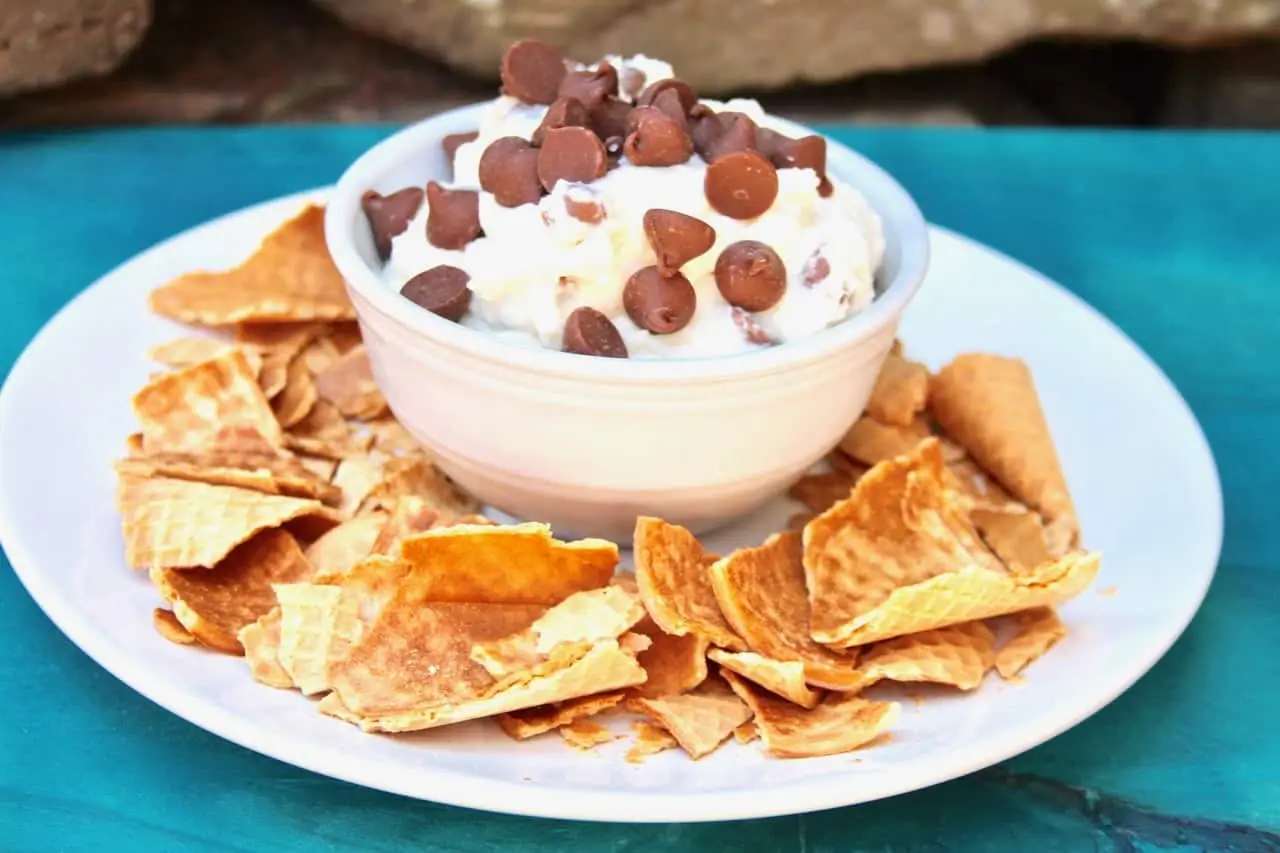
<box><xmin>311</xmin><ymin>0</ymin><xmax>1280</xmax><ymax>93</ymax></box>
<box><xmin>1</xmin><ymin>0</ymin><xmax>151</xmax><ymax>96</ymax></box>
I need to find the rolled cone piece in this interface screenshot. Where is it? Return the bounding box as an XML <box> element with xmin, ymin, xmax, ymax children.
<box><xmin>930</xmin><ymin>354</ymin><xmax>1078</xmax><ymax>543</ymax></box>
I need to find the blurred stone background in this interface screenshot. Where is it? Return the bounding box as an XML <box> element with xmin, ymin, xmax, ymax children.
<box><xmin>2</xmin><ymin>0</ymin><xmax>1278</xmax><ymax>128</ymax></box>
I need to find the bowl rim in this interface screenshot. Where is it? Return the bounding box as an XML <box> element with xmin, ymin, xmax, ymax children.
<box><xmin>325</xmin><ymin>102</ymin><xmax>929</xmax><ymax>385</ymax></box>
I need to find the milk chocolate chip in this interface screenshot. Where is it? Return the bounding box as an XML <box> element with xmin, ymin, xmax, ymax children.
<box><xmin>624</xmin><ymin>107</ymin><xmax>693</xmax><ymax>167</ymax></box>
<box><xmin>562</xmin><ymin>307</ymin><xmax>628</xmax><ymax>358</ymax></box>
<box><xmin>643</xmin><ymin>209</ymin><xmax>716</xmax><ymax>276</ymax></box>
<box><xmin>558</xmin><ymin>61</ymin><xmax>618</xmax><ymax>108</ymax></box>
<box><xmin>589</xmin><ymin>97</ymin><xmax>633</xmax><ymax>142</ymax></box>
<box><xmin>538</xmin><ymin>126</ymin><xmax>607</xmax><ymax>191</ymax></box>
<box><xmin>770</xmin><ymin>133</ymin><xmax>832</xmax><ymax>196</ymax></box>
<box><xmin>531</xmin><ymin>96</ymin><xmax>589</xmax><ymax>146</ymax></box>
<box><xmin>401</xmin><ymin>265</ymin><xmax>472</xmax><ymax>321</ymax></box>
<box><xmin>650</xmin><ymin>88</ymin><xmax>688</xmax><ymax>129</ymax></box>
<box><xmin>479</xmin><ymin>137</ymin><xmax>544</xmax><ymax>207</ymax></box>
<box><xmin>803</xmin><ymin>251</ymin><xmax>831</xmax><ymax>286</ymax></box>
<box><xmin>425</xmin><ymin>182</ymin><xmax>482</xmax><ymax>251</ymax></box>
<box><xmin>704</xmin><ymin>150</ymin><xmax>778</xmax><ymax>219</ymax></box>
<box><xmin>442</xmin><ymin>131</ymin><xmax>479</xmax><ymax>167</ymax></box>
<box><xmin>620</xmin><ymin>66</ymin><xmax>647</xmax><ymax>100</ymax></box>
<box><xmin>500</xmin><ymin>40</ymin><xmax>566</xmax><ymax>105</ymax></box>
<box><xmin>623</xmin><ymin>266</ymin><xmax>696</xmax><ymax>334</ymax></box>
<box><xmin>715</xmin><ymin>240</ymin><xmax>787</xmax><ymax>311</ymax></box>
<box><xmin>564</xmin><ymin>185</ymin><xmax>606</xmax><ymax>224</ymax></box>
<box><xmin>362</xmin><ymin>187</ymin><xmax>424</xmax><ymax>261</ymax></box>
<box><xmin>636</xmin><ymin>78</ymin><xmax>698</xmax><ymax>114</ymax></box>
<box><xmin>691</xmin><ymin>111</ymin><xmax>757</xmax><ymax>162</ymax></box>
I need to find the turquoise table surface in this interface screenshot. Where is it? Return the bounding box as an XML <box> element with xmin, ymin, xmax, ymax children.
<box><xmin>2</xmin><ymin>126</ymin><xmax>1278</xmax><ymax>853</ymax></box>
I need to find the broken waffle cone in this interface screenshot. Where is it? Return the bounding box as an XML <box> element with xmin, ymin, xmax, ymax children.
<box><xmin>721</xmin><ymin>670</ymin><xmax>898</xmax><ymax>759</ymax></box>
<box><xmin>629</xmin><ymin>617</ymin><xmax>711</xmax><ymax>699</ymax></box>
<box><xmin>314</xmin><ymin>345</ymin><xmax>388</xmax><ymax>421</ymax></box>
<box><xmin>303</xmin><ymin>513</ymin><xmax>388</xmax><ymax>576</ymax></box>
<box><xmin>865</xmin><ymin>353</ymin><xmax>930</xmax><ymax>426</ymax></box>
<box><xmin>472</xmin><ymin>586</ymin><xmax>645</xmax><ymax>680</ymax></box>
<box><xmin>118</xmin><ymin>476</ymin><xmax>339</xmax><ymax>570</ymax></box>
<box><xmin>838</xmin><ymin>416</ymin><xmax>931</xmax><ymax>466</ymax></box>
<box><xmin>995</xmin><ymin>606</ymin><xmax>1067</xmax><ymax>679</ymax></box>
<box><xmin>396</xmin><ymin>523</ymin><xmax>619</xmax><ymax>606</ymax></box>
<box><xmin>629</xmin><ymin>678</ymin><xmax>753</xmax><ymax>760</ymax></box>
<box><xmin>326</xmin><ymin>638</ymin><xmax>646</xmax><ymax>734</ymax></box>
<box><xmin>271</xmin><ymin>352</ymin><xmax>318</xmax><ymax>429</ymax></box>
<box><xmin>496</xmin><ymin>692</ymin><xmax>625</xmax><ymax>740</ymax></box>
<box><xmin>150</xmin><ymin>528</ymin><xmax>315</xmax><ymax>653</ymax></box>
<box><xmin>707</xmin><ymin>531</ymin><xmax>862</xmax><ymax>691</ymax></box>
<box><xmin>132</xmin><ymin>349</ymin><xmax>283</xmax><ymax>454</ymax></box>
<box><xmin>708</xmin><ymin>649</ymin><xmax>823</xmax><ymax>709</ymax></box>
<box><xmin>333</xmin><ymin>452</ymin><xmax>390</xmax><ymax>517</ymax></box>
<box><xmin>149</xmin><ymin>205</ymin><xmax>355</xmax><ymax>325</ymax></box>
<box><xmin>626</xmin><ymin>721</ymin><xmax>680</xmax><ymax>763</ymax></box>
<box><xmin>368</xmin><ymin>418</ymin><xmax>424</xmax><ymax>457</ymax></box>
<box><xmin>147</xmin><ymin>338</ymin><xmax>248</xmax><ymax>370</ymax></box>
<box><xmin>972</xmin><ymin>505</ymin><xmax>1054</xmax><ymax>573</ymax></box>
<box><xmin>824</xmin><ymin>551</ymin><xmax>1099</xmax><ymax>647</ymax></box>
<box><xmin>559</xmin><ymin>719</ymin><xmax>616</xmax><ymax>751</ymax></box>
<box><xmin>285</xmin><ymin>399</ymin><xmax>364</xmax><ymax>460</ymax></box>
<box><xmin>115</xmin><ymin>448</ymin><xmax>341</xmax><ymax>506</ymax></box>
<box><xmin>152</xmin><ymin>608</ymin><xmax>196</xmax><ymax>646</ymax></box>
<box><xmin>856</xmin><ymin>621</ymin><xmax>996</xmax><ymax>691</ymax></box>
<box><xmin>930</xmin><ymin>353</ymin><xmax>1078</xmax><ymax>541</ymax></box>
<box><xmin>788</xmin><ymin>469</ymin><xmax>862</xmax><ymax>516</ymax></box>
<box><xmin>368</xmin><ymin>496</ymin><xmax>439</xmax><ymax>555</ymax></box>
<box><xmin>358</xmin><ymin>456</ymin><xmax>479</xmax><ymax>522</ymax></box>
<box><xmin>634</xmin><ymin>517</ymin><xmax>744</xmax><ymax>650</ymax></box>
<box><xmin>803</xmin><ymin>438</ymin><xmax>1005</xmax><ymax>647</ymax></box>
<box><xmin>239</xmin><ymin>607</ymin><xmax>295</xmax><ymax>689</ymax></box>
<box><xmin>733</xmin><ymin>720</ymin><xmax>759</xmax><ymax>744</ymax></box>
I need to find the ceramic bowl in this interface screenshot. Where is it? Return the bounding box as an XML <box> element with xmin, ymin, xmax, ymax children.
<box><xmin>325</xmin><ymin>103</ymin><xmax>929</xmax><ymax>541</ymax></box>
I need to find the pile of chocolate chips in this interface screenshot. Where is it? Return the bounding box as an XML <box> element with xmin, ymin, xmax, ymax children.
<box><xmin>361</xmin><ymin>39</ymin><xmax>836</xmax><ymax>360</ymax></box>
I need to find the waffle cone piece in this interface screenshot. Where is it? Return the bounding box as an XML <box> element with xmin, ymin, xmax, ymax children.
<box><xmin>496</xmin><ymin>692</ymin><xmax>625</xmax><ymax>740</ymax></box>
<box><xmin>118</xmin><ymin>476</ymin><xmax>339</xmax><ymax>570</ymax></box>
<box><xmin>629</xmin><ymin>617</ymin><xmax>710</xmax><ymax>699</ymax></box>
<box><xmin>116</xmin><ymin>448</ymin><xmax>340</xmax><ymax>506</ymax></box>
<box><xmin>314</xmin><ymin>345</ymin><xmax>387</xmax><ymax>421</ymax></box>
<box><xmin>132</xmin><ymin>350</ymin><xmax>283</xmax><ymax>454</ymax></box>
<box><xmin>708</xmin><ymin>649</ymin><xmax>823</xmax><ymax>709</ymax></box>
<box><xmin>149</xmin><ymin>205</ymin><xmax>355</xmax><ymax>325</ymax></box>
<box><xmin>856</xmin><ymin>621</ymin><xmax>996</xmax><ymax>690</ymax></box>
<box><xmin>708</xmin><ymin>531</ymin><xmax>861</xmax><ymax>690</ymax></box>
<box><xmin>634</xmin><ymin>517</ymin><xmax>744</xmax><ymax>650</ymax></box>
<box><xmin>995</xmin><ymin>607</ymin><xmax>1067</xmax><ymax>679</ymax></box>
<box><xmin>721</xmin><ymin>670</ymin><xmax>898</xmax><ymax>759</ymax></box>
<box><xmin>803</xmin><ymin>438</ymin><xmax>1006</xmax><ymax>647</ymax></box>
<box><xmin>629</xmin><ymin>678</ymin><xmax>753</xmax><ymax>759</ymax></box>
<box><xmin>838</xmin><ymin>416</ymin><xmax>931</xmax><ymax>466</ymax></box>
<box><xmin>865</xmin><ymin>353</ymin><xmax>930</xmax><ymax>426</ymax></box>
<box><xmin>150</xmin><ymin>528</ymin><xmax>315</xmax><ymax>653</ymax></box>
<box><xmin>240</xmin><ymin>607</ymin><xmax>294</xmax><ymax>688</ymax></box>
<box><xmin>930</xmin><ymin>354</ymin><xmax>1078</xmax><ymax>540</ymax></box>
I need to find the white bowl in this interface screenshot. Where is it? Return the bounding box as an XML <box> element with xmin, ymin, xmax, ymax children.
<box><xmin>325</xmin><ymin>103</ymin><xmax>929</xmax><ymax>542</ymax></box>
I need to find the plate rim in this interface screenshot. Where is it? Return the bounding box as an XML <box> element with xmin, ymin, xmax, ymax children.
<box><xmin>0</xmin><ymin>187</ymin><xmax>1224</xmax><ymax>823</ymax></box>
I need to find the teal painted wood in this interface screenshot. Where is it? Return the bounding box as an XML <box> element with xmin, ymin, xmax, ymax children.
<box><xmin>1</xmin><ymin>127</ymin><xmax>1278</xmax><ymax>853</ymax></box>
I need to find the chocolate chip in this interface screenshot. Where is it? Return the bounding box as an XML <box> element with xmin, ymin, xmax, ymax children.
<box><xmin>624</xmin><ymin>107</ymin><xmax>693</xmax><ymax>167</ymax></box>
<box><xmin>692</xmin><ymin>111</ymin><xmax>757</xmax><ymax>162</ymax></box>
<box><xmin>537</xmin><ymin>126</ymin><xmax>607</xmax><ymax>191</ymax></box>
<box><xmin>623</xmin><ymin>266</ymin><xmax>696</xmax><ymax>335</ymax></box>
<box><xmin>636</xmin><ymin>78</ymin><xmax>698</xmax><ymax>115</ymax></box>
<box><xmin>562</xmin><ymin>307</ymin><xmax>628</xmax><ymax>358</ymax></box>
<box><xmin>401</xmin><ymin>265</ymin><xmax>472</xmax><ymax>322</ymax></box>
<box><xmin>643</xmin><ymin>209</ymin><xmax>716</xmax><ymax>276</ymax></box>
<box><xmin>715</xmin><ymin>240</ymin><xmax>787</xmax><ymax>311</ymax></box>
<box><xmin>442</xmin><ymin>131</ymin><xmax>479</xmax><ymax>167</ymax></box>
<box><xmin>604</xmin><ymin>135</ymin><xmax>625</xmax><ymax>167</ymax></box>
<box><xmin>803</xmin><ymin>251</ymin><xmax>831</xmax><ymax>286</ymax></box>
<box><xmin>558</xmin><ymin>61</ymin><xmax>618</xmax><ymax>108</ymax></box>
<box><xmin>651</xmin><ymin>88</ymin><xmax>688</xmax><ymax>128</ymax></box>
<box><xmin>362</xmin><ymin>187</ymin><xmax>424</xmax><ymax>261</ymax></box>
<box><xmin>620</xmin><ymin>66</ymin><xmax>647</xmax><ymax>100</ymax></box>
<box><xmin>500</xmin><ymin>40</ymin><xmax>567</xmax><ymax>105</ymax></box>
<box><xmin>704</xmin><ymin>150</ymin><xmax>778</xmax><ymax>219</ymax></box>
<box><xmin>732</xmin><ymin>307</ymin><xmax>776</xmax><ymax>346</ymax></box>
<box><xmin>768</xmin><ymin>133</ymin><xmax>832</xmax><ymax>196</ymax></box>
<box><xmin>532</xmin><ymin>96</ymin><xmax>589</xmax><ymax>146</ymax></box>
<box><xmin>478</xmin><ymin>137</ymin><xmax>544</xmax><ymax>207</ymax></box>
<box><xmin>589</xmin><ymin>97</ymin><xmax>633</xmax><ymax>142</ymax></box>
<box><xmin>564</xmin><ymin>185</ymin><xmax>606</xmax><ymax>224</ymax></box>
<box><xmin>425</xmin><ymin>181</ymin><xmax>482</xmax><ymax>250</ymax></box>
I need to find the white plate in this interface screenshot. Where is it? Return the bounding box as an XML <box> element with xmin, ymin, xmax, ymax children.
<box><xmin>0</xmin><ymin>189</ymin><xmax>1222</xmax><ymax>823</ymax></box>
